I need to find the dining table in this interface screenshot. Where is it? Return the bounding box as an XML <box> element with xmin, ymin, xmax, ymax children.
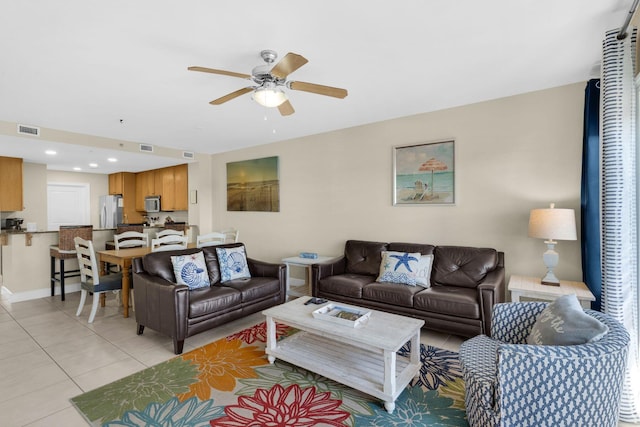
<box><xmin>97</xmin><ymin>246</ymin><xmax>153</xmax><ymax>318</ymax></box>
<box><xmin>97</xmin><ymin>243</ymin><xmax>197</xmax><ymax>318</ymax></box>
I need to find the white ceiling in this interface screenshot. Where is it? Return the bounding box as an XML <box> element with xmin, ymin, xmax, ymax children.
<box><xmin>0</xmin><ymin>0</ymin><xmax>632</xmax><ymax>174</ymax></box>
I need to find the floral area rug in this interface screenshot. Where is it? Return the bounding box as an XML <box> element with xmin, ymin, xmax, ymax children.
<box><xmin>71</xmin><ymin>322</ymin><xmax>468</xmax><ymax>426</ymax></box>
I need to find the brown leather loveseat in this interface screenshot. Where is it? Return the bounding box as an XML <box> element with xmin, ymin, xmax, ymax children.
<box><xmin>311</xmin><ymin>240</ymin><xmax>505</xmax><ymax>337</ymax></box>
<box><xmin>133</xmin><ymin>242</ymin><xmax>286</xmax><ymax>354</ymax></box>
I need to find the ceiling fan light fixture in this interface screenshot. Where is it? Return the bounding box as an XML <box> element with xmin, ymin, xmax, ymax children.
<box><xmin>253</xmin><ymin>86</ymin><xmax>287</xmax><ymax>108</ymax></box>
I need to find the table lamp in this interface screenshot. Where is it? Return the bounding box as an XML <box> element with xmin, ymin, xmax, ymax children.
<box><xmin>528</xmin><ymin>203</ymin><xmax>577</xmax><ymax>286</ymax></box>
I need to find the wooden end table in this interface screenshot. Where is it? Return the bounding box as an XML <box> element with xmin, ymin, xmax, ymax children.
<box><xmin>508</xmin><ymin>274</ymin><xmax>595</xmax><ymax>309</ymax></box>
<box><xmin>281</xmin><ymin>255</ymin><xmax>336</xmax><ymax>297</ymax></box>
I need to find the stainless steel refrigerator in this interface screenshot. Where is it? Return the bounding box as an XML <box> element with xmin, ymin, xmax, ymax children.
<box><xmin>99</xmin><ymin>195</ymin><xmax>123</xmax><ymax>228</ymax></box>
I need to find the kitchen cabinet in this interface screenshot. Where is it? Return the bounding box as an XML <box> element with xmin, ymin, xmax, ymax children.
<box><xmin>173</xmin><ymin>164</ymin><xmax>188</xmax><ymax>210</ymax></box>
<box><xmin>108</xmin><ymin>172</ymin><xmax>143</xmax><ymax>223</ymax></box>
<box><xmin>135</xmin><ymin>164</ymin><xmax>188</xmax><ymax>211</ymax></box>
<box><xmin>159</xmin><ymin>167</ymin><xmax>176</xmax><ymax>210</ymax></box>
<box><xmin>0</xmin><ymin>156</ymin><xmax>23</xmax><ymax>211</ymax></box>
<box><xmin>135</xmin><ymin>170</ymin><xmax>157</xmax><ymax>211</ymax></box>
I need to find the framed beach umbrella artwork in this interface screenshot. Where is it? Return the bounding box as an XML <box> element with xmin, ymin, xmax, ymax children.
<box><xmin>393</xmin><ymin>140</ymin><xmax>455</xmax><ymax>205</ymax></box>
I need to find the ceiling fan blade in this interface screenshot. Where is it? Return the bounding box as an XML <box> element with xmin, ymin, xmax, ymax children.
<box><xmin>188</xmin><ymin>66</ymin><xmax>251</xmax><ymax>80</ymax></box>
<box><xmin>278</xmin><ymin>100</ymin><xmax>295</xmax><ymax>116</ymax></box>
<box><xmin>209</xmin><ymin>87</ymin><xmax>253</xmax><ymax>105</ymax></box>
<box><xmin>270</xmin><ymin>53</ymin><xmax>308</xmax><ymax>79</ymax></box>
<box><xmin>289</xmin><ymin>81</ymin><xmax>348</xmax><ymax>99</ymax></box>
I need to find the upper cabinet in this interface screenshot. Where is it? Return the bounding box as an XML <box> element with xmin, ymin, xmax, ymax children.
<box><xmin>0</xmin><ymin>156</ymin><xmax>23</xmax><ymax>211</ymax></box>
<box><xmin>135</xmin><ymin>164</ymin><xmax>188</xmax><ymax>211</ymax></box>
<box><xmin>108</xmin><ymin>172</ymin><xmax>143</xmax><ymax>223</ymax></box>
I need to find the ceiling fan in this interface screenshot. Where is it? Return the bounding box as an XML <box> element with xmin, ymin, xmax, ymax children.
<box><xmin>188</xmin><ymin>50</ymin><xmax>348</xmax><ymax>116</ymax></box>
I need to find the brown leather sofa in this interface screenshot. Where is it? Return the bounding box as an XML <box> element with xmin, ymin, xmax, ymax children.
<box><xmin>311</xmin><ymin>240</ymin><xmax>505</xmax><ymax>337</ymax></box>
<box><xmin>133</xmin><ymin>243</ymin><xmax>286</xmax><ymax>354</ymax></box>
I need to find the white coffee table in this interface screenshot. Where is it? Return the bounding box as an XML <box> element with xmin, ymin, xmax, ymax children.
<box><xmin>262</xmin><ymin>298</ymin><xmax>424</xmax><ymax>413</ymax></box>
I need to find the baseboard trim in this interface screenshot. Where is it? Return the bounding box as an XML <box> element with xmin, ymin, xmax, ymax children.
<box><xmin>4</xmin><ymin>284</ymin><xmax>81</xmax><ymax>303</ymax></box>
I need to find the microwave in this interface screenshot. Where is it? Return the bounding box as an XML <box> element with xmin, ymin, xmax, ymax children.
<box><xmin>145</xmin><ymin>196</ymin><xmax>161</xmax><ymax>212</ymax></box>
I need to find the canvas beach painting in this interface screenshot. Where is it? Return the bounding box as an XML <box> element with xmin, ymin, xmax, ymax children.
<box><xmin>393</xmin><ymin>140</ymin><xmax>455</xmax><ymax>205</ymax></box>
<box><xmin>227</xmin><ymin>156</ymin><xmax>280</xmax><ymax>212</ymax></box>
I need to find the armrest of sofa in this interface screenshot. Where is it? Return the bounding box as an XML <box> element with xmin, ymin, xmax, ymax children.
<box><xmin>311</xmin><ymin>256</ymin><xmax>347</xmax><ymax>296</ymax></box>
<box><xmin>133</xmin><ymin>271</ymin><xmax>190</xmax><ymax>343</ymax></box>
<box><xmin>247</xmin><ymin>258</ymin><xmax>287</xmax><ymax>301</ymax></box>
<box><xmin>477</xmin><ymin>267</ymin><xmax>505</xmax><ymax>336</ymax></box>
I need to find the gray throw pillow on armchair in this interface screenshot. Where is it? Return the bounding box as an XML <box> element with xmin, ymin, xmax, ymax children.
<box><xmin>527</xmin><ymin>293</ymin><xmax>609</xmax><ymax>345</ymax></box>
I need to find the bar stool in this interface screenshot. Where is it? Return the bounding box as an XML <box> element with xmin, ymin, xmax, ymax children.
<box><xmin>50</xmin><ymin>225</ymin><xmax>93</xmax><ymax>301</ymax></box>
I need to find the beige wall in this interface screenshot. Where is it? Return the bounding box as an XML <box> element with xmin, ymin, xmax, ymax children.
<box><xmin>4</xmin><ymin>164</ymin><xmax>110</xmax><ymax>230</ymax></box>
<box><xmin>207</xmin><ymin>83</ymin><xmax>585</xmax><ymax>284</ymax></box>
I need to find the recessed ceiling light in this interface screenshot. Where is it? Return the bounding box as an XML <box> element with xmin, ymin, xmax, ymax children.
<box><xmin>45</xmin><ymin>150</ymin><xmax>57</xmax><ymax>155</ymax></box>
<box><xmin>73</xmin><ymin>167</ymin><xmax>82</xmax><ymax>171</ymax></box>
<box><xmin>107</xmin><ymin>157</ymin><xmax>118</xmax><ymax>162</ymax></box>
<box><xmin>89</xmin><ymin>163</ymin><xmax>99</xmax><ymax>168</ymax></box>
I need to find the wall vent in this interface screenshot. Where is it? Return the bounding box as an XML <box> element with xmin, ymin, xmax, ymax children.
<box><xmin>139</xmin><ymin>143</ymin><xmax>154</xmax><ymax>153</ymax></box>
<box><xmin>17</xmin><ymin>124</ymin><xmax>40</xmax><ymax>136</ymax></box>
<box><xmin>182</xmin><ymin>151</ymin><xmax>195</xmax><ymax>160</ymax></box>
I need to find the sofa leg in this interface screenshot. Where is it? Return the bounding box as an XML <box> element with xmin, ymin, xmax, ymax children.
<box><xmin>174</xmin><ymin>338</ymin><xmax>184</xmax><ymax>355</ymax></box>
<box><xmin>137</xmin><ymin>324</ymin><xmax>144</xmax><ymax>335</ymax></box>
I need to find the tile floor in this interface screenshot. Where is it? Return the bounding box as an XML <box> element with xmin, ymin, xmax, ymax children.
<box><xmin>0</xmin><ymin>293</ymin><xmax>634</xmax><ymax>426</ymax></box>
<box><xmin>0</xmin><ymin>292</ymin><xmax>463</xmax><ymax>426</ymax></box>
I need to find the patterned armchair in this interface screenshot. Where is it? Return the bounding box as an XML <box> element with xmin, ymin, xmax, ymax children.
<box><xmin>459</xmin><ymin>302</ymin><xmax>630</xmax><ymax>427</ymax></box>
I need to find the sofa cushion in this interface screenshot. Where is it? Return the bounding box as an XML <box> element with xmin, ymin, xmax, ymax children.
<box><xmin>432</xmin><ymin>246</ymin><xmax>498</xmax><ymax>288</ymax></box>
<box><xmin>363</xmin><ymin>281</ymin><xmax>423</xmax><ymax>308</ymax></box>
<box><xmin>216</xmin><ymin>245</ymin><xmax>251</xmax><ymax>282</ymax></box>
<box><xmin>188</xmin><ymin>286</ymin><xmax>242</xmax><ymax>318</ymax></box>
<box><xmin>171</xmin><ymin>251</ymin><xmax>210</xmax><ymax>289</ymax></box>
<box><xmin>388</xmin><ymin>242</ymin><xmax>435</xmax><ymax>256</ymax></box>
<box><xmin>222</xmin><ymin>277</ymin><xmax>281</xmax><ymax>303</ymax></box>
<box><xmin>414</xmin><ymin>286</ymin><xmax>480</xmax><ymax>319</ymax></box>
<box><xmin>377</xmin><ymin>251</ymin><xmax>422</xmax><ymax>286</ymax></box>
<box><xmin>317</xmin><ymin>274</ymin><xmax>375</xmax><ymax>299</ymax></box>
<box><xmin>345</xmin><ymin>240</ymin><xmax>388</xmax><ymax>276</ymax></box>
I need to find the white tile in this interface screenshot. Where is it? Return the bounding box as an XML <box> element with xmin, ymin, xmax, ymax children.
<box><xmin>0</xmin><ymin>321</ymin><xmax>33</xmax><ymax>344</ymax></box>
<box><xmin>73</xmin><ymin>356</ymin><xmax>146</xmax><ymax>392</ymax></box>
<box><xmin>0</xmin><ymin>379</ymin><xmax>82</xmax><ymax>427</ymax></box>
<box><xmin>24</xmin><ymin>406</ymin><xmax>89</xmax><ymax>427</ymax></box>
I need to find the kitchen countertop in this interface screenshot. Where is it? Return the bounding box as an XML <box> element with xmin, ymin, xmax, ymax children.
<box><xmin>0</xmin><ymin>224</ymin><xmax>190</xmax><ymax>234</ymax></box>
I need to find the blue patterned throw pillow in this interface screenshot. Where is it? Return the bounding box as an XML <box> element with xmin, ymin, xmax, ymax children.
<box><xmin>216</xmin><ymin>245</ymin><xmax>251</xmax><ymax>282</ymax></box>
<box><xmin>376</xmin><ymin>251</ymin><xmax>422</xmax><ymax>286</ymax></box>
<box><xmin>170</xmin><ymin>251</ymin><xmax>210</xmax><ymax>290</ymax></box>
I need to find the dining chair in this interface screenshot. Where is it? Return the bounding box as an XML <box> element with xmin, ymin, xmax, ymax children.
<box><xmin>114</xmin><ymin>231</ymin><xmax>149</xmax><ymax>249</ymax></box>
<box><xmin>156</xmin><ymin>229</ymin><xmax>184</xmax><ymax>244</ymax></box>
<box><xmin>221</xmin><ymin>228</ymin><xmax>239</xmax><ymax>243</ymax></box>
<box><xmin>196</xmin><ymin>232</ymin><xmax>226</xmax><ymax>248</ymax></box>
<box><xmin>151</xmin><ymin>235</ymin><xmax>188</xmax><ymax>251</ymax></box>
<box><xmin>74</xmin><ymin>236</ymin><xmax>124</xmax><ymax>323</ymax></box>
<box><xmin>50</xmin><ymin>225</ymin><xmax>93</xmax><ymax>301</ymax></box>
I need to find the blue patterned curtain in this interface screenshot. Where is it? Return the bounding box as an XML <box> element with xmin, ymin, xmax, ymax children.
<box><xmin>601</xmin><ymin>28</ymin><xmax>640</xmax><ymax>423</ymax></box>
<box><xmin>581</xmin><ymin>79</ymin><xmax>601</xmax><ymax>310</ymax></box>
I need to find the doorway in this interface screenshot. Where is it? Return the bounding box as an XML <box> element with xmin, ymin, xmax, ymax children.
<box><xmin>47</xmin><ymin>183</ymin><xmax>90</xmax><ymax>230</ymax></box>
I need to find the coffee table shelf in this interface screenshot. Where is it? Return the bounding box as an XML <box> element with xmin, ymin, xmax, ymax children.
<box><xmin>263</xmin><ymin>298</ymin><xmax>424</xmax><ymax>413</ymax></box>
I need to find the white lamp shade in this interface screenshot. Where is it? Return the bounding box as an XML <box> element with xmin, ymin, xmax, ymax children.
<box><xmin>528</xmin><ymin>204</ymin><xmax>577</xmax><ymax>241</ymax></box>
<box><xmin>253</xmin><ymin>87</ymin><xmax>287</xmax><ymax>107</ymax></box>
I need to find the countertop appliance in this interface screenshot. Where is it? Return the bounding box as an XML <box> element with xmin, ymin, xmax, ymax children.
<box><xmin>99</xmin><ymin>195</ymin><xmax>123</xmax><ymax>228</ymax></box>
<box><xmin>144</xmin><ymin>196</ymin><xmax>161</xmax><ymax>213</ymax></box>
<box><xmin>2</xmin><ymin>218</ymin><xmax>24</xmax><ymax>230</ymax></box>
